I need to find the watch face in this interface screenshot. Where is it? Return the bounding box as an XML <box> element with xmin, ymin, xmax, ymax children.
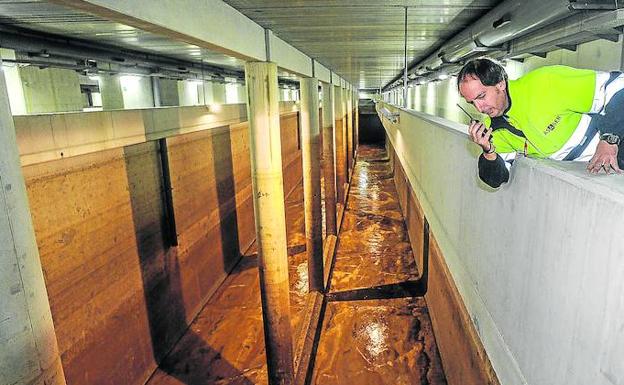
<box><xmin>601</xmin><ymin>134</ymin><xmax>620</xmax><ymax>145</ymax></box>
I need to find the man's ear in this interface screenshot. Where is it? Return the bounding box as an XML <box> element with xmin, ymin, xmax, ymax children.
<box><xmin>496</xmin><ymin>80</ymin><xmax>506</xmax><ymax>91</ymax></box>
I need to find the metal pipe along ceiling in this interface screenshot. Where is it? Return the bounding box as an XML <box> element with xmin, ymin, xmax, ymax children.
<box><xmin>439</xmin><ymin>0</ymin><xmax>575</xmax><ymax>64</ymax></box>
<box><xmin>388</xmin><ymin>0</ymin><xmax>578</xmax><ymax>89</ymax></box>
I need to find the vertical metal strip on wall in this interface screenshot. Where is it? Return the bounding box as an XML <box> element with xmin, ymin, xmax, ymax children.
<box><xmin>158</xmin><ymin>138</ymin><xmax>178</xmax><ymax>247</ymax></box>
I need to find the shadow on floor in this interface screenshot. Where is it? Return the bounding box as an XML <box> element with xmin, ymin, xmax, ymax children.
<box><xmin>123</xmin><ymin>141</ymin><xmax>254</xmax><ymax>385</ymax></box>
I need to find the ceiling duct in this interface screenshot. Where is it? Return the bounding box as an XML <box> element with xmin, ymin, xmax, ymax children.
<box><xmin>438</xmin><ymin>0</ymin><xmax>576</xmax><ymax>64</ymax></box>
<box><xmin>503</xmin><ymin>8</ymin><xmax>624</xmax><ymax>59</ymax></box>
<box><xmin>0</xmin><ymin>25</ymin><xmax>243</xmax><ymax>80</ymax></box>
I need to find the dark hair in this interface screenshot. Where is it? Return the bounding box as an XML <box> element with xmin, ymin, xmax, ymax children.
<box><xmin>457</xmin><ymin>58</ymin><xmax>507</xmax><ymax>89</ymax></box>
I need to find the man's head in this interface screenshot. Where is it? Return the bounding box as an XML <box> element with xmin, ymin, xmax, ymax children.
<box><xmin>457</xmin><ymin>58</ymin><xmax>509</xmax><ymax>118</ymax></box>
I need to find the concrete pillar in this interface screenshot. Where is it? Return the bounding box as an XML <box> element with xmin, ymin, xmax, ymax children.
<box><xmin>346</xmin><ymin>87</ymin><xmax>353</xmax><ymax>171</ymax></box>
<box><xmin>321</xmin><ymin>82</ymin><xmax>337</xmax><ymax>236</ymax></box>
<box><xmin>0</xmin><ymin>60</ymin><xmax>66</xmax><ymax>385</ymax></box>
<box><xmin>333</xmin><ymin>85</ymin><xmax>345</xmax><ymax>204</ymax></box>
<box><xmin>354</xmin><ymin>90</ymin><xmax>359</xmax><ymax>153</ymax></box>
<box><xmin>151</xmin><ymin>77</ymin><xmax>162</xmax><ymax>107</ymax></box>
<box><xmin>244</xmin><ymin>61</ymin><xmax>294</xmax><ymax>385</ymax></box>
<box><xmin>299</xmin><ymin>77</ymin><xmax>324</xmax><ymax>292</ymax></box>
<box><xmin>340</xmin><ymin>87</ymin><xmax>348</xmax><ymax>198</ymax></box>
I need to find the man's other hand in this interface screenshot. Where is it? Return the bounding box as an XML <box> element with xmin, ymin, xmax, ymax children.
<box><xmin>587</xmin><ymin>140</ymin><xmax>622</xmax><ymax>174</ymax></box>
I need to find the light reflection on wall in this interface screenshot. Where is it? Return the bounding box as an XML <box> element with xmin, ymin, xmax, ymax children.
<box><xmin>413</xmin><ymin>85</ymin><xmax>421</xmax><ymax>112</ymax></box>
<box><xmin>445</xmin><ymin>77</ymin><xmax>461</xmax><ymax>122</ymax></box>
<box><xmin>225</xmin><ymin>82</ymin><xmax>239</xmax><ymax>104</ymax></box>
<box><xmin>120</xmin><ymin>75</ymin><xmax>154</xmax><ymax>109</ymax></box>
<box><xmin>426</xmin><ymin>82</ymin><xmax>436</xmax><ymax>115</ymax></box>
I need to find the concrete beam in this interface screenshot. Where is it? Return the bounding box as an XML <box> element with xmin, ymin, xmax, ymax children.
<box><xmin>270</xmin><ymin>35</ymin><xmax>312</xmax><ymax>77</ymax></box>
<box><xmin>332</xmin><ymin>74</ymin><xmax>342</xmax><ymax>87</ymax></box>
<box><xmin>52</xmin><ymin>0</ymin><xmax>266</xmax><ymax>61</ymax></box>
<box><xmin>53</xmin><ymin>0</ymin><xmax>334</xmax><ymax>81</ymax></box>
<box><xmin>314</xmin><ymin>62</ymin><xmax>331</xmax><ymax>84</ymax></box>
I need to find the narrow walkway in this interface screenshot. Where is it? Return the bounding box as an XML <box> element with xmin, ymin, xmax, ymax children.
<box><xmin>311</xmin><ymin>145</ymin><xmax>446</xmax><ymax>384</ymax></box>
<box><xmin>146</xmin><ymin>144</ymin><xmax>446</xmax><ymax>385</ymax></box>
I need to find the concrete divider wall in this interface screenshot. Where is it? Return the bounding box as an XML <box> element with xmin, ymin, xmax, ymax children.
<box><xmin>379</xmin><ymin>103</ymin><xmax>624</xmax><ymax>385</ymax></box>
<box><xmin>19</xmin><ymin>104</ymin><xmax>303</xmax><ymax>385</ymax></box>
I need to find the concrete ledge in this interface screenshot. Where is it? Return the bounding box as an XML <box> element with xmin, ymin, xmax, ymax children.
<box><xmin>379</xmin><ymin>102</ymin><xmax>624</xmax><ymax>385</ymax></box>
<box><xmin>14</xmin><ymin>102</ymin><xmax>300</xmax><ymax>166</ymax></box>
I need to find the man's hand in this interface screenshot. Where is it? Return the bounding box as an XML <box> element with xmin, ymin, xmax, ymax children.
<box><xmin>587</xmin><ymin>140</ymin><xmax>621</xmax><ymax>174</ymax></box>
<box><xmin>468</xmin><ymin>120</ymin><xmax>495</xmax><ymax>159</ymax></box>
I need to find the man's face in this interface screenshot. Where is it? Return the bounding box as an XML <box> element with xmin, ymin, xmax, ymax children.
<box><xmin>458</xmin><ymin>74</ymin><xmax>508</xmax><ymax>117</ymax></box>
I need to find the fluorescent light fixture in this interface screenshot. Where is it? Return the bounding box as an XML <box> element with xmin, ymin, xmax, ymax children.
<box><xmin>89</xmin><ymin>75</ymin><xmax>101</xmax><ymax>81</ymax></box>
<box><xmin>438</xmin><ymin>74</ymin><xmax>449</xmax><ymax>80</ymax></box>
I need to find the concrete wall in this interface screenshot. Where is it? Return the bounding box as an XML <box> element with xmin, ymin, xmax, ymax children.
<box><xmin>18</xmin><ymin>102</ymin><xmax>302</xmax><ymax>385</ymax></box>
<box><xmin>1</xmin><ymin>60</ymin><xmax>297</xmax><ymax>115</ymax></box>
<box><xmin>212</xmin><ymin>82</ymin><xmax>227</xmax><ymax>104</ymax></box>
<box><xmin>0</xmin><ymin>49</ymin><xmax>27</xmax><ymax>115</ymax></box>
<box><xmin>99</xmin><ymin>74</ymin><xmax>124</xmax><ymax>111</ymax></box>
<box><xmin>389</xmin><ymin>142</ymin><xmax>499</xmax><ymax>385</ymax></box>
<box><xmin>159</xmin><ymin>78</ymin><xmax>180</xmax><ymax>107</ymax></box>
<box><xmin>177</xmin><ymin>80</ymin><xmax>201</xmax><ymax>106</ymax></box>
<box><xmin>379</xmin><ymin>104</ymin><xmax>624</xmax><ymax>385</ymax></box>
<box><xmin>120</xmin><ymin>75</ymin><xmax>155</xmax><ymax>109</ymax></box>
<box><xmin>19</xmin><ymin>66</ymin><xmax>83</xmax><ymax>114</ymax></box>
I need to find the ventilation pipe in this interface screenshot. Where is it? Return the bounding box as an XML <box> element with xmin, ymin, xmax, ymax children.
<box><xmin>394</xmin><ymin>0</ymin><xmax>577</xmax><ymax>88</ymax></box>
<box><xmin>504</xmin><ymin>7</ymin><xmax>624</xmax><ymax>58</ymax></box>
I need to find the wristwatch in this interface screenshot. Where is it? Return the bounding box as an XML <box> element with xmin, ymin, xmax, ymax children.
<box><xmin>600</xmin><ymin>133</ymin><xmax>621</xmax><ymax>146</ymax></box>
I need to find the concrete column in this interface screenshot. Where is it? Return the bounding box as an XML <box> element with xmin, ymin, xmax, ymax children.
<box><xmin>299</xmin><ymin>77</ymin><xmax>323</xmax><ymax>292</ymax></box>
<box><xmin>333</xmin><ymin>85</ymin><xmax>345</xmax><ymax>204</ymax></box>
<box><xmin>321</xmin><ymin>82</ymin><xmax>337</xmax><ymax>236</ymax></box>
<box><xmin>354</xmin><ymin>91</ymin><xmax>359</xmax><ymax>153</ymax></box>
<box><xmin>0</xmin><ymin>60</ymin><xmax>66</xmax><ymax>385</ymax></box>
<box><xmin>340</xmin><ymin>87</ymin><xmax>348</xmax><ymax>197</ymax></box>
<box><xmin>244</xmin><ymin>61</ymin><xmax>294</xmax><ymax>385</ymax></box>
<box><xmin>346</xmin><ymin>87</ymin><xmax>353</xmax><ymax>171</ymax></box>
<box><xmin>151</xmin><ymin>77</ymin><xmax>162</xmax><ymax>107</ymax></box>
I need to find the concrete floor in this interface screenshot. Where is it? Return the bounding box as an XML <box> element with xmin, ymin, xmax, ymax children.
<box><xmin>145</xmin><ymin>144</ymin><xmax>446</xmax><ymax>385</ymax></box>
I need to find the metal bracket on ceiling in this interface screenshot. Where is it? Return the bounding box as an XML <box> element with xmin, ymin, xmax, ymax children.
<box><xmin>568</xmin><ymin>0</ymin><xmax>620</xmax><ymax>10</ymax></box>
<box><xmin>556</xmin><ymin>44</ymin><xmax>578</xmax><ymax>51</ymax></box>
<box><xmin>596</xmin><ymin>33</ymin><xmax>621</xmax><ymax>41</ymax></box>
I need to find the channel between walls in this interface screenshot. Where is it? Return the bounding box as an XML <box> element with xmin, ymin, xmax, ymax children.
<box><xmin>378</xmin><ymin>102</ymin><xmax>624</xmax><ymax>385</ymax></box>
<box><xmin>15</xmin><ymin>101</ymin><xmax>322</xmax><ymax>385</ymax></box>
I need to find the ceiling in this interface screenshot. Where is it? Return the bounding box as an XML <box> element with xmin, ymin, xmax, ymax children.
<box><xmin>0</xmin><ymin>0</ymin><xmax>502</xmax><ymax>89</ymax></box>
<box><xmin>223</xmin><ymin>0</ymin><xmax>502</xmax><ymax>89</ymax></box>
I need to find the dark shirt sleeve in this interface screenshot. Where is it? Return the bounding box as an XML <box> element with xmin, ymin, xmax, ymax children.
<box><xmin>598</xmin><ymin>88</ymin><xmax>624</xmax><ymax>138</ymax></box>
<box><xmin>478</xmin><ymin>153</ymin><xmax>509</xmax><ymax>188</ymax></box>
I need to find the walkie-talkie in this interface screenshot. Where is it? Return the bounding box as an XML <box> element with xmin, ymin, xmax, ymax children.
<box><xmin>457</xmin><ymin>103</ymin><xmax>478</xmax><ymax>123</ymax></box>
<box><xmin>457</xmin><ymin>104</ymin><xmax>491</xmax><ymax>141</ymax></box>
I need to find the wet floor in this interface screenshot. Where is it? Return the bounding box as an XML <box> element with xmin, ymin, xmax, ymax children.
<box><xmin>311</xmin><ymin>145</ymin><xmax>446</xmax><ymax>385</ymax></box>
<box><xmin>145</xmin><ymin>144</ymin><xmax>446</xmax><ymax>385</ymax></box>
